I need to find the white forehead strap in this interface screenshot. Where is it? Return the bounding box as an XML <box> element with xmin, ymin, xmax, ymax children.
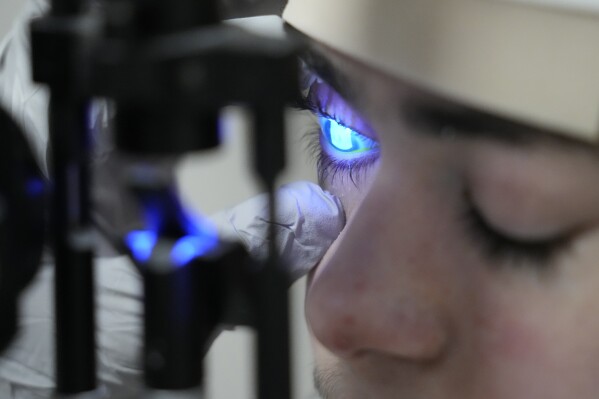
<box><xmin>283</xmin><ymin>0</ymin><xmax>599</xmax><ymax>142</ymax></box>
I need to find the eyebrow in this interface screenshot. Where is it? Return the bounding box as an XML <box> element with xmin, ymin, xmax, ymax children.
<box><xmin>300</xmin><ymin>46</ymin><xmax>596</xmax><ymax>152</ymax></box>
<box><xmin>400</xmin><ymin>97</ymin><xmax>599</xmax><ymax>154</ymax></box>
<box><xmin>401</xmin><ymin>98</ymin><xmax>539</xmax><ymax>145</ymax></box>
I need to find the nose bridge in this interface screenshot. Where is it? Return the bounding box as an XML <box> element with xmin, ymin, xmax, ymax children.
<box><xmin>306</xmin><ymin>180</ymin><xmax>450</xmax><ymax>361</ymax></box>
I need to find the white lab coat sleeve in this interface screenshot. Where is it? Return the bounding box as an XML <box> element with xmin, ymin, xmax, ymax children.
<box><xmin>0</xmin><ymin>257</ymin><xmax>144</xmax><ymax>399</ymax></box>
<box><xmin>0</xmin><ymin>1</ymin><xmax>144</xmax><ymax>397</ymax></box>
<box><xmin>0</xmin><ymin>0</ymin><xmax>51</xmax><ymax>177</ymax></box>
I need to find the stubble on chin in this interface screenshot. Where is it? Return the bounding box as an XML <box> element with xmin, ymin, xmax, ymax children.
<box><xmin>313</xmin><ymin>364</ymin><xmax>357</xmax><ymax>399</ymax></box>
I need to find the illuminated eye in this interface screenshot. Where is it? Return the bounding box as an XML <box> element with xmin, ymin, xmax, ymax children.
<box><xmin>319</xmin><ymin>116</ymin><xmax>378</xmax><ymax>158</ymax></box>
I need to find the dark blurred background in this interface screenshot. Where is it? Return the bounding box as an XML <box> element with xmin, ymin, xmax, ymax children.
<box><xmin>221</xmin><ymin>0</ymin><xmax>287</xmax><ymax>18</ymax></box>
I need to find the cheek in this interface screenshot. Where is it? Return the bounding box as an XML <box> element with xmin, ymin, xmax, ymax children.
<box><xmin>473</xmin><ymin>295</ymin><xmax>553</xmax><ymax>364</ymax></box>
<box><xmin>321</xmin><ymin>164</ymin><xmax>379</xmax><ymax>218</ymax></box>
<box><xmin>307</xmin><ymin>219</ymin><xmax>349</xmax><ymax>291</ymax></box>
<box><xmin>469</xmin><ymin>267</ymin><xmax>599</xmax><ymax>396</ymax></box>
<box><xmin>325</xmin><ymin>183</ymin><xmax>363</xmax><ymax>217</ymax></box>
<box><xmin>313</xmin><ymin>162</ymin><xmax>380</xmax><ymax>281</ymax></box>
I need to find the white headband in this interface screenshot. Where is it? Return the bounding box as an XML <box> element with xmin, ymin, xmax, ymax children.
<box><xmin>283</xmin><ymin>0</ymin><xmax>599</xmax><ymax>142</ymax></box>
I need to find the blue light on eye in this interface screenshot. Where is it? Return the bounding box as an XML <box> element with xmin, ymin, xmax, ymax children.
<box><xmin>326</xmin><ymin>119</ymin><xmax>354</xmax><ymax>151</ymax></box>
<box><xmin>171</xmin><ymin>234</ymin><xmax>218</xmax><ymax>267</ymax></box>
<box><xmin>126</xmin><ymin>230</ymin><xmax>158</xmax><ymax>263</ymax></box>
<box><xmin>319</xmin><ymin>116</ymin><xmax>377</xmax><ymax>155</ymax></box>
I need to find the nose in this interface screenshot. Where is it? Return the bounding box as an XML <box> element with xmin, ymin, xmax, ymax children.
<box><xmin>306</xmin><ymin>183</ymin><xmax>451</xmax><ymax>362</ymax></box>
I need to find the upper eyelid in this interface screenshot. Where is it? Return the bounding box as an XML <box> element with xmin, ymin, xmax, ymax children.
<box><xmin>299</xmin><ymin>78</ymin><xmax>379</xmax><ymax>141</ymax></box>
<box><xmin>315</xmin><ymin>107</ymin><xmax>362</xmax><ymax>135</ymax></box>
<box><xmin>299</xmin><ymin>50</ymin><xmax>358</xmax><ymax>104</ymax></box>
<box><xmin>306</xmin><ymin>100</ymin><xmax>377</xmax><ymax>145</ymax></box>
<box><xmin>320</xmin><ymin>117</ymin><xmax>379</xmax><ymax>151</ymax></box>
<box><xmin>294</xmin><ymin>84</ymin><xmax>356</xmax><ymax>132</ymax></box>
<box><xmin>299</xmin><ymin>61</ymin><xmax>325</xmax><ymax>94</ymax></box>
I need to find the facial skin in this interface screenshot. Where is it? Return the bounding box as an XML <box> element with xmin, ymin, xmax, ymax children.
<box><xmin>301</xmin><ymin>44</ymin><xmax>599</xmax><ymax>399</ymax></box>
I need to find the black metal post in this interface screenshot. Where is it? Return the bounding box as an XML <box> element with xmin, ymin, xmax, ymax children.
<box><xmin>38</xmin><ymin>0</ymin><xmax>97</xmax><ymax>393</ymax></box>
<box><xmin>253</xmin><ymin>106</ymin><xmax>291</xmax><ymax>399</ymax></box>
<box><xmin>49</xmin><ymin>97</ymin><xmax>97</xmax><ymax>394</ymax></box>
<box><xmin>144</xmin><ymin>257</ymin><xmax>204</xmax><ymax>390</ymax></box>
<box><xmin>51</xmin><ymin>0</ymin><xmax>85</xmax><ymax>16</ymax></box>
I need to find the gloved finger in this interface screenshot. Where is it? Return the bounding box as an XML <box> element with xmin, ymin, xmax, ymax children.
<box><xmin>209</xmin><ymin>181</ymin><xmax>346</xmax><ymax>281</ymax></box>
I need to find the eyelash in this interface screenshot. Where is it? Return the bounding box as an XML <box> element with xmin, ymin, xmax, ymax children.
<box><xmin>461</xmin><ymin>193</ymin><xmax>568</xmax><ymax>269</ymax></box>
<box><xmin>295</xmin><ymin>97</ymin><xmax>379</xmax><ymax>185</ymax></box>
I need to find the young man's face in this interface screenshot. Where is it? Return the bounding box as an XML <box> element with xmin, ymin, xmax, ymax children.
<box><xmin>301</xmin><ymin>43</ymin><xmax>599</xmax><ymax>399</ymax></box>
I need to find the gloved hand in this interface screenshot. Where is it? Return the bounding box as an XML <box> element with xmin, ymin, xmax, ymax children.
<box><xmin>211</xmin><ymin>181</ymin><xmax>345</xmax><ymax>280</ymax></box>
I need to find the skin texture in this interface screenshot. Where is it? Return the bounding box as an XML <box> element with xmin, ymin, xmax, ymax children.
<box><xmin>304</xmin><ymin>44</ymin><xmax>599</xmax><ymax>399</ymax></box>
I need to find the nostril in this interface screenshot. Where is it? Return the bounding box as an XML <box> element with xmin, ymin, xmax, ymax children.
<box><xmin>327</xmin><ymin>314</ymin><xmax>359</xmax><ymax>354</ymax></box>
<box><xmin>329</xmin><ymin>332</ymin><xmax>353</xmax><ymax>354</ymax></box>
<box><xmin>306</xmin><ymin>286</ymin><xmax>357</xmax><ymax>355</ymax></box>
<box><xmin>308</xmin><ymin>309</ymin><xmax>360</xmax><ymax>357</ymax></box>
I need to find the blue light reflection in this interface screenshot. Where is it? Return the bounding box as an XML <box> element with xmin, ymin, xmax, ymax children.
<box><xmin>127</xmin><ymin>195</ymin><xmax>220</xmax><ymax>266</ymax></box>
<box><xmin>171</xmin><ymin>234</ymin><xmax>218</xmax><ymax>267</ymax></box>
<box><xmin>125</xmin><ymin>230</ymin><xmax>158</xmax><ymax>263</ymax></box>
<box><xmin>26</xmin><ymin>178</ymin><xmax>45</xmax><ymax>197</ymax></box>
